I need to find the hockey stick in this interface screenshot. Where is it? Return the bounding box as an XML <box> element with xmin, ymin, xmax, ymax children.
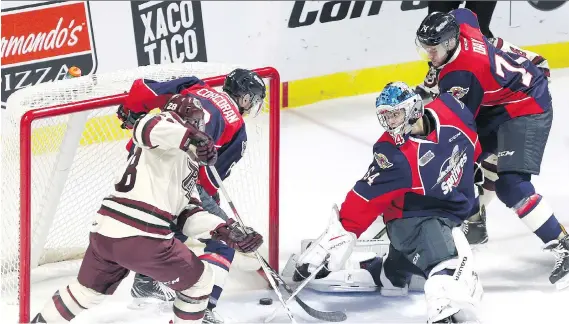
<box><xmin>264</xmin><ymin>256</ymin><xmax>329</xmax><ymax>323</ymax></box>
<box><xmin>373</xmin><ymin>226</ymin><xmax>387</xmax><ymax>239</ymax></box>
<box><xmin>208</xmin><ymin>166</ymin><xmax>347</xmax><ymax>322</ymax></box>
<box><xmin>207</xmin><ymin>166</ymin><xmax>296</xmax><ymax>323</ymax></box>
<box><xmin>257</xmin><ymin>254</ymin><xmax>347</xmax><ymax>322</ymax></box>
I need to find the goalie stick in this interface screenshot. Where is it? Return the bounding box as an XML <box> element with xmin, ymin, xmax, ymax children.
<box><xmin>373</xmin><ymin>226</ymin><xmax>387</xmax><ymax>239</ymax></box>
<box><xmin>207</xmin><ymin>166</ymin><xmax>296</xmax><ymax>322</ymax></box>
<box><xmin>208</xmin><ymin>166</ymin><xmax>347</xmax><ymax>322</ymax></box>
<box><xmin>264</xmin><ymin>255</ymin><xmax>330</xmax><ymax>323</ymax></box>
<box><xmin>258</xmin><ymin>252</ymin><xmax>347</xmax><ymax>322</ymax></box>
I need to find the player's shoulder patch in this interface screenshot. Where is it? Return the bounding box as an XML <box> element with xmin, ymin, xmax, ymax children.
<box><xmin>374</xmin><ymin>152</ymin><xmax>393</xmax><ymax>169</ymax></box>
<box><xmin>447</xmin><ymin>86</ymin><xmax>469</xmax><ymax>100</ymax></box>
<box><xmin>372</xmin><ymin>141</ymin><xmax>408</xmax><ymax>170</ymax></box>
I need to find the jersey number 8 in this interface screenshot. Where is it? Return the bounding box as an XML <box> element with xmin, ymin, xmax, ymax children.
<box><xmin>115</xmin><ymin>147</ymin><xmax>142</xmax><ymax>193</ymax></box>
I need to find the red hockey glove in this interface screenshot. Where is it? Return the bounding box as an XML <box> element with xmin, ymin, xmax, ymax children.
<box><xmin>211</xmin><ymin>219</ymin><xmax>263</xmax><ymax>253</ymax></box>
<box><xmin>117</xmin><ymin>105</ymin><xmax>147</xmax><ymax>129</ymax></box>
<box><xmin>193</xmin><ymin>132</ymin><xmax>217</xmax><ymax>166</ymax></box>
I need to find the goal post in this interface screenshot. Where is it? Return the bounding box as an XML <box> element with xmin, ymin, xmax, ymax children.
<box><xmin>1</xmin><ymin>63</ymin><xmax>280</xmax><ymax>323</ymax></box>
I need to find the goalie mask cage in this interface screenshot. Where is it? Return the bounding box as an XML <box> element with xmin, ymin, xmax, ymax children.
<box><xmin>0</xmin><ymin>63</ymin><xmax>280</xmax><ymax>323</ymax></box>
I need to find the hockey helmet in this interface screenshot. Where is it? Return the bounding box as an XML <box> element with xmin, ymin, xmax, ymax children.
<box><xmin>415</xmin><ymin>11</ymin><xmax>460</xmax><ymax>67</ymax></box>
<box><xmin>375</xmin><ymin>82</ymin><xmax>424</xmax><ymax>142</ymax></box>
<box><xmin>223</xmin><ymin>68</ymin><xmax>266</xmax><ymax>117</ymax></box>
<box><xmin>163</xmin><ymin>94</ymin><xmax>206</xmax><ymax>132</ymax></box>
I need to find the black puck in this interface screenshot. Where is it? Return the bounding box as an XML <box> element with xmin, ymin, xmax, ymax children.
<box><xmin>259</xmin><ymin>297</ymin><xmax>273</xmax><ymax>305</ymax></box>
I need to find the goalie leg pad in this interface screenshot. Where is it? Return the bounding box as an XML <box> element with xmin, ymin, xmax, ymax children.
<box><xmin>424</xmin><ymin>227</ymin><xmax>482</xmax><ymax>323</ymax></box>
<box><xmin>232</xmin><ymin>250</ymin><xmax>263</xmax><ymax>271</ymax></box>
<box><xmin>173</xmin><ymin>262</ymin><xmax>214</xmax><ymax>323</ymax></box>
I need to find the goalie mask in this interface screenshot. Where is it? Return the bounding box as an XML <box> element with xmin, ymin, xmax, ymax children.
<box><xmin>223</xmin><ymin>68</ymin><xmax>266</xmax><ymax>117</ymax></box>
<box><xmin>163</xmin><ymin>94</ymin><xmax>206</xmax><ymax>132</ymax></box>
<box><xmin>375</xmin><ymin>82</ymin><xmax>424</xmax><ymax>144</ymax></box>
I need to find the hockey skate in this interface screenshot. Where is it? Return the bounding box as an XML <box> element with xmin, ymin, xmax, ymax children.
<box><xmin>203</xmin><ymin>308</ymin><xmax>224</xmax><ymax>324</ymax></box>
<box><xmin>461</xmin><ymin>205</ymin><xmax>488</xmax><ymax>245</ymax></box>
<box><xmin>432</xmin><ymin>310</ymin><xmax>480</xmax><ymax>324</ymax></box>
<box><xmin>544</xmin><ymin>234</ymin><xmax>569</xmax><ymax>290</ymax></box>
<box><xmin>129</xmin><ymin>273</ymin><xmax>176</xmax><ymax>310</ymax></box>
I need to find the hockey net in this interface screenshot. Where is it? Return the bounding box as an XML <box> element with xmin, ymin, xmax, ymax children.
<box><xmin>0</xmin><ymin>63</ymin><xmax>280</xmax><ymax>322</ymax></box>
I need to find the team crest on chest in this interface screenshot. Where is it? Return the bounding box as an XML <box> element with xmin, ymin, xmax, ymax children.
<box><xmin>181</xmin><ymin>157</ymin><xmax>199</xmax><ymax>200</ymax></box>
<box><xmin>374</xmin><ymin>153</ymin><xmax>393</xmax><ymax>169</ymax></box>
<box><xmin>434</xmin><ymin>145</ymin><xmax>468</xmax><ymax>195</ymax></box>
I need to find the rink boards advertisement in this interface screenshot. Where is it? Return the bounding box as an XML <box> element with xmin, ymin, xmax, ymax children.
<box><xmin>1</xmin><ymin>0</ymin><xmax>568</xmax><ymax>109</ymax></box>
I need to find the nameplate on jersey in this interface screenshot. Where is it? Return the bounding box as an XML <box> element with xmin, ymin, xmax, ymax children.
<box><xmin>195</xmin><ymin>88</ymin><xmax>240</xmax><ymax>124</ymax></box>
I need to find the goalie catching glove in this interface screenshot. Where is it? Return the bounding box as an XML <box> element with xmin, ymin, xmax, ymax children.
<box><xmin>211</xmin><ymin>219</ymin><xmax>263</xmax><ymax>253</ymax></box>
<box><xmin>297</xmin><ymin>205</ymin><xmax>357</xmax><ymax>274</ymax></box>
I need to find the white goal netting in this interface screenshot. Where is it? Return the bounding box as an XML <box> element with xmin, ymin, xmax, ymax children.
<box><xmin>0</xmin><ymin>63</ymin><xmax>280</xmax><ymax>316</ymax></box>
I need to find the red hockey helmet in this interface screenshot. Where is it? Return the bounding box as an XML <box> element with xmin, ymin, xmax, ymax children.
<box><xmin>163</xmin><ymin>94</ymin><xmax>206</xmax><ymax>132</ymax></box>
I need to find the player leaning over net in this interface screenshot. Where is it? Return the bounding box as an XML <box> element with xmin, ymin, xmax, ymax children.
<box><xmin>31</xmin><ymin>95</ymin><xmax>264</xmax><ymax>324</ymax></box>
<box><xmin>297</xmin><ymin>82</ymin><xmax>484</xmax><ymax>324</ymax></box>
<box><xmin>116</xmin><ymin>69</ymin><xmax>267</xmax><ymax>323</ymax></box>
<box><xmin>414</xmin><ymin>8</ymin><xmax>568</xmax><ymax>289</ymax></box>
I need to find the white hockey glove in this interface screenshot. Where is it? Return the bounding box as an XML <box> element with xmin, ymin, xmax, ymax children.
<box><xmin>297</xmin><ymin>205</ymin><xmax>357</xmax><ymax>274</ymax></box>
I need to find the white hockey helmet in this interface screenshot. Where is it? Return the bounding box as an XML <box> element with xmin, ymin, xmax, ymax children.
<box><xmin>375</xmin><ymin>82</ymin><xmax>424</xmax><ymax>141</ymax></box>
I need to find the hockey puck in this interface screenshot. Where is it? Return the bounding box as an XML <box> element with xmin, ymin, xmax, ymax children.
<box><xmin>259</xmin><ymin>297</ymin><xmax>273</xmax><ymax>305</ymax></box>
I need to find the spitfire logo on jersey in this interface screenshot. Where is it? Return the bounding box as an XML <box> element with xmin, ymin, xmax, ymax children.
<box><xmin>435</xmin><ymin>145</ymin><xmax>468</xmax><ymax>195</ymax></box>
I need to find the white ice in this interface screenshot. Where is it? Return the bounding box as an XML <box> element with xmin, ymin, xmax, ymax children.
<box><xmin>3</xmin><ymin>68</ymin><xmax>569</xmax><ymax>323</ymax></box>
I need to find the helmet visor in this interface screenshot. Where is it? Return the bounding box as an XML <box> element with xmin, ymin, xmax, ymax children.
<box><xmin>415</xmin><ymin>37</ymin><xmax>450</xmax><ymax>67</ymax></box>
<box><xmin>242</xmin><ymin>93</ymin><xmax>264</xmax><ymax>118</ymax></box>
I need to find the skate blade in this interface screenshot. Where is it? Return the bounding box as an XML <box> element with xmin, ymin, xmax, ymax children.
<box><xmin>555</xmin><ymin>276</ymin><xmax>569</xmax><ymax>290</ymax></box>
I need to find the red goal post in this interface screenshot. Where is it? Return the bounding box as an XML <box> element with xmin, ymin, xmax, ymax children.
<box><xmin>0</xmin><ymin>63</ymin><xmax>280</xmax><ymax>323</ymax></box>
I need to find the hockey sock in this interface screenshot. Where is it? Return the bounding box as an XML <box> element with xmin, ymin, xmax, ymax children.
<box><xmin>173</xmin><ymin>264</ymin><xmax>214</xmax><ymax>323</ymax></box>
<box><xmin>496</xmin><ymin>173</ymin><xmax>563</xmax><ymax>243</ymax></box>
<box><xmin>35</xmin><ymin>279</ymin><xmax>104</xmax><ymax>322</ymax></box>
<box><xmin>198</xmin><ymin>239</ymin><xmax>235</xmax><ymax>309</ymax></box>
<box><xmin>513</xmin><ymin>194</ymin><xmax>562</xmax><ymax>243</ymax></box>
